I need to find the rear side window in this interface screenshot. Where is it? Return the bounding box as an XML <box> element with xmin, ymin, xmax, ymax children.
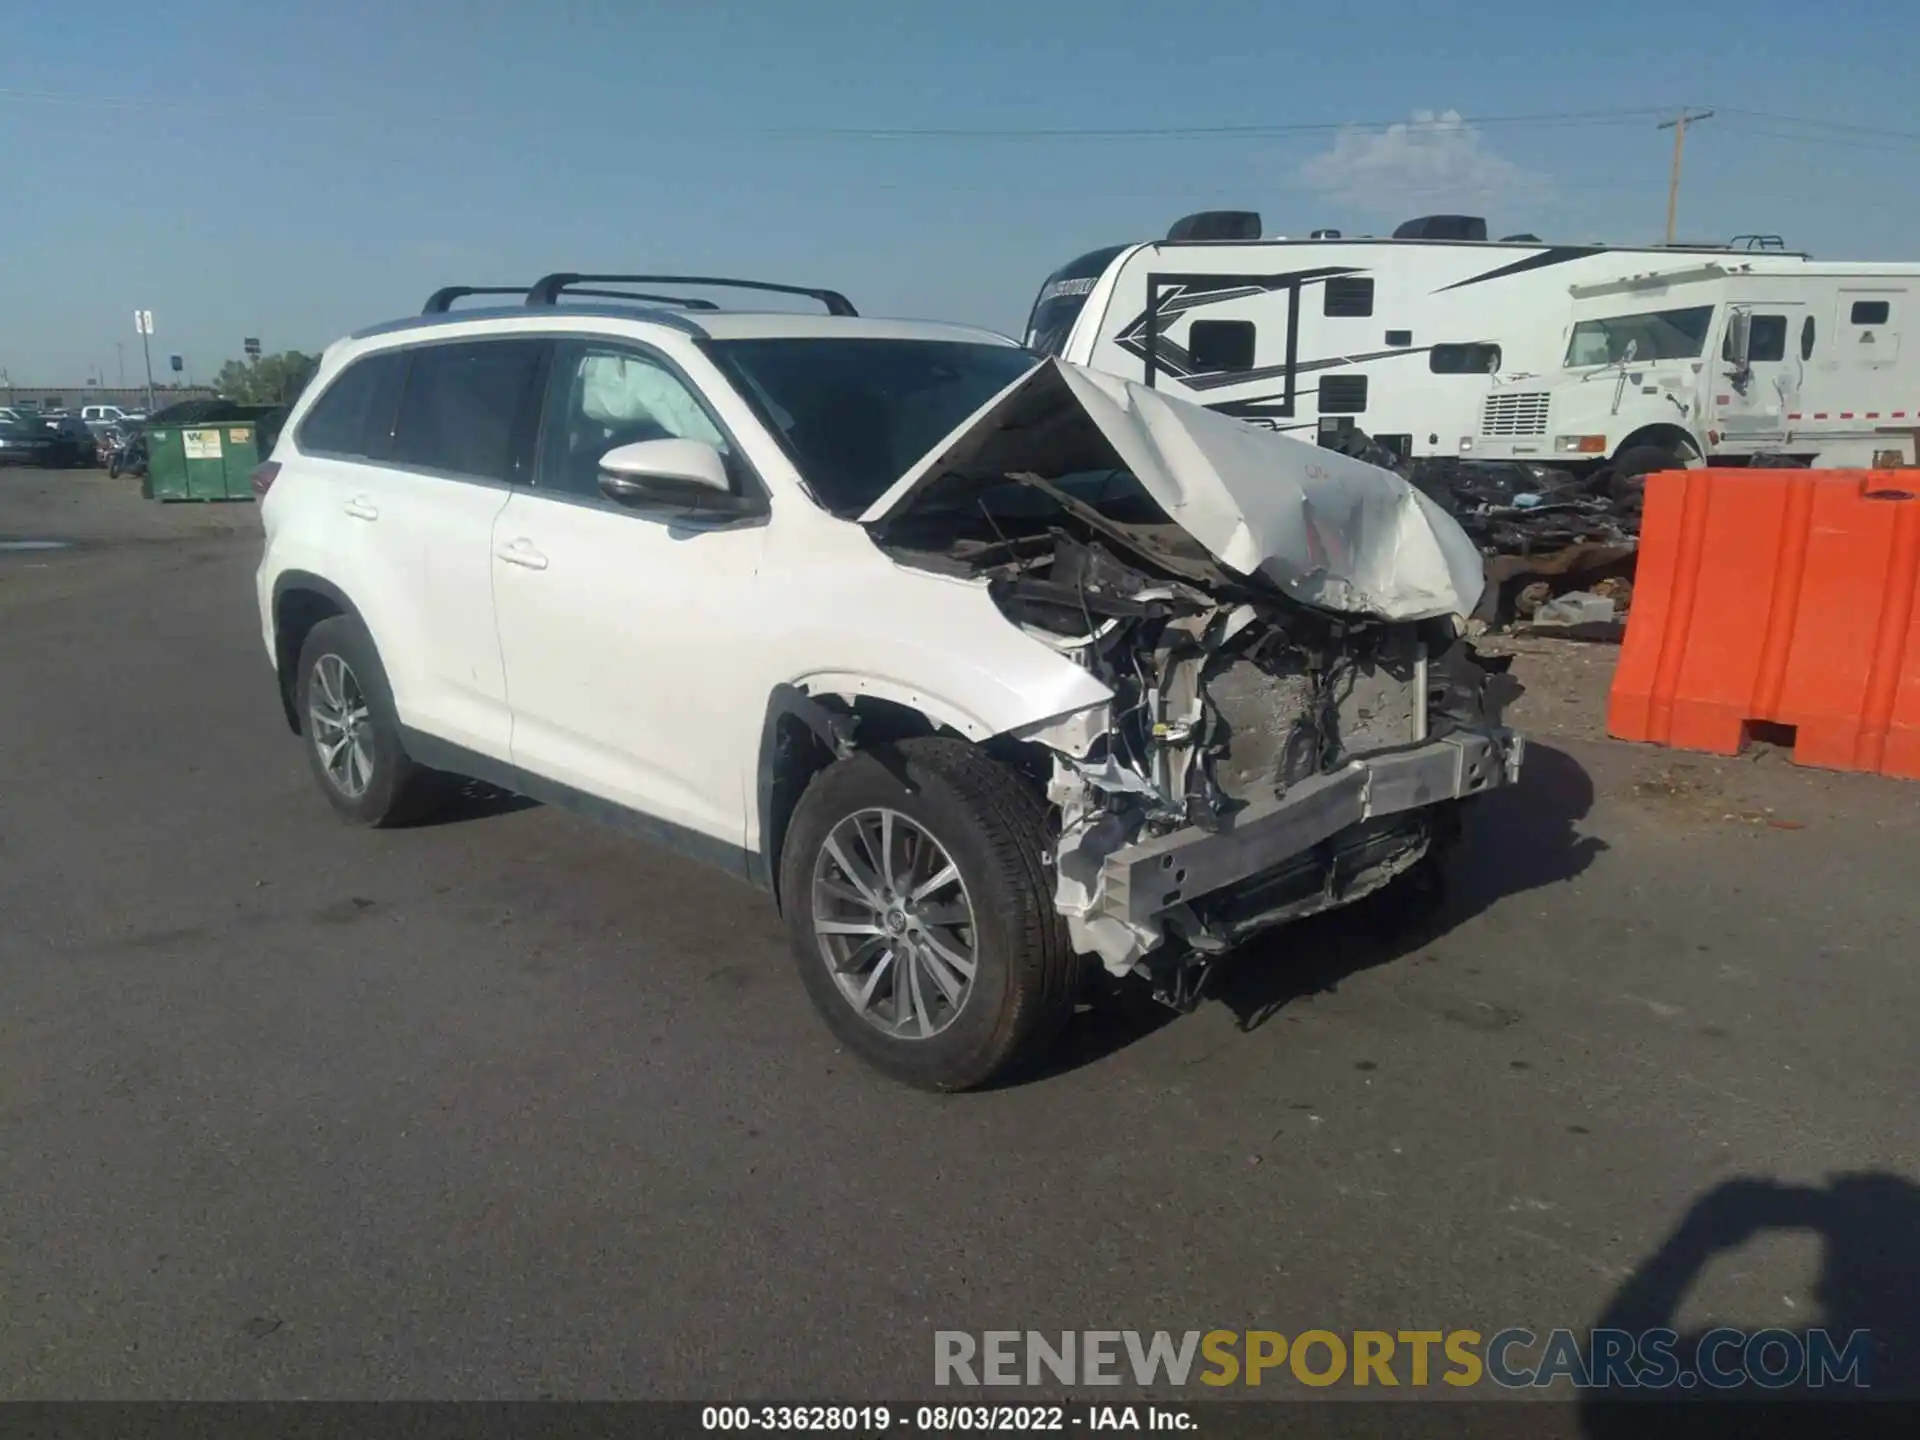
<box><xmin>297</xmin><ymin>351</ymin><xmax>405</xmax><ymax>458</ymax></box>
<box><xmin>391</xmin><ymin>340</ymin><xmax>547</xmax><ymax>482</ymax></box>
<box><xmin>1851</xmin><ymin>299</ymin><xmax>1891</xmax><ymax>325</ymax></box>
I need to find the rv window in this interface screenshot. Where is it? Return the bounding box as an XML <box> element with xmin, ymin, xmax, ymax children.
<box><xmin>1801</xmin><ymin>316</ymin><xmax>1816</xmax><ymax>359</ymax></box>
<box><xmin>1849</xmin><ymin>299</ymin><xmax>1892</xmax><ymax>326</ymax></box>
<box><xmin>1323</xmin><ymin>277</ymin><xmax>1374</xmax><ymax>317</ymax></box>
<box><xmin>1430</xmin><ymin>343</ymin><xmax>1502</xmax><ymax>374</ymax></box>
<box><xmin>1385</xmin><ymin>330</ymin><xmax>1412</xmax><ymax>347</ymax></box>
<box><xmin>1723</xmin><ymin>315</ymin><xmax>1787</xmax><ymax>364</ymax></box>
<box><xmin>1564</xmin><ymin>305</ymin><xmax>1714</xmax><ymax>366</ymax></box>
<box><xmin>1187</xmin><ymin>319</ymin><xmax>1255</xmax><ymax>373</ymax></box>
<box><xmin>1318</xmin><ymin>374</ymin><xmax>1368</xmax><ymax>413</ymax></box>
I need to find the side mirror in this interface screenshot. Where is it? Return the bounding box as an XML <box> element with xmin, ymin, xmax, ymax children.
<box><xmin>1726</xmin><ymin>309</ymin><xmax>1752</xmax><ymax>368</ymax></box>
<box><xmin>597</xmin><ymin>438</ymin><xmax>750</xmax><ymax>513</ymax></box>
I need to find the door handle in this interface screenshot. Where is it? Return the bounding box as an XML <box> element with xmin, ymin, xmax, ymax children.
<box><xmin>495</xmin><ymin>538</ymin><xmax>548</xmax><ymax>571</ymax></box>
<box><xmin>343</xmin><ymin>495</ymin><xmax>379</xmax><ymax>521</ymax></box>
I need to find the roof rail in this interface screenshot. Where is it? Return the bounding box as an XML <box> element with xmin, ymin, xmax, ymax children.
<box><xmin>525</xmin><ymin>273</ymin><xmax>857</xmax><ymax>316</ymax></box>
<box><xmin>422</xmin><ymin>286</ymin><xmax>528</xmax><ymax>314</ymax></box>
<box><xmin>564</xmin><ymin>287</ymin><xmax>720</xmax><ymax>311</ymax></box>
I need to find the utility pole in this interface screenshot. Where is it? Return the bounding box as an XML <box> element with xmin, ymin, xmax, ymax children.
<box><xmin>1658</xmin><ymin>108</ymin><xmax>1713</xmax><ymax>245</ymax></box>
<box><xmin>116</xmin><ymin>342</ymin><xmax>125</xmax><ymax>386</ymax></box>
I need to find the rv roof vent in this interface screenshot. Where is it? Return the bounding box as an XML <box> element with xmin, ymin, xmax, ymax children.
<box><xmin>1167</xmin><ymin>210</ymin><xmax>1262</xmax><ymax>242</ymax></box>
<box><xmin>1310</xmin><ymin>228</ymin><xmax>1342</xmax><ymax>239</ymax></box>
<box><xmin>1393</xmin><ymin>214</ymin><xmax>1488</xmax><ymax>241</ymax></box>
<box><xmin>1500</xmin><ymin>232</ymin><xmax>1542</xmax><ymax>243</ymax></box>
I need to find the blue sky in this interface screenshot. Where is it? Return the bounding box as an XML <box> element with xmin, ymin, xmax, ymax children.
<box><xmin>3</xmin><ymin>0</ymin><xmax>1917</xmax><ymax>383</ymax></box>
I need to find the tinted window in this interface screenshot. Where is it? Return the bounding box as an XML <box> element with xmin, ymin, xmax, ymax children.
<box><xmin>391</xmin><ymin>340</ymin><xmax>545</xmax><ymax>482</ymax></box>
<box><xmin>1385</xmin><ymin>329</ymin><xmax>1413</xmax><ymax>347</ymax></box>
<box><xmin>1801</xmin><ymin>316</ymin><xmax>1816</xmax><ymax>359</ymax></box>
<box><xmin>537</xmin><ymin>343</ymin><xmax>732</xmax><ymax>500</ymax></box>
<box><xmin>296</xmin><ymin>351</ymin><xmax>404</xmax><ymax>458</ymax></box>
<box><xmin>712</xmin><ymin>338</ymin><xmax>1038</xmax><ymax>516</ymax></box>
<box><xmin>1025</xmin><ymin>245</ymin><xmax>1127</xmax><ymax>357</ymax></box>
<box><xmin>1430</xmin><ymin>343</ymin><xmax>1502</xmax><ymax>374</ymax></box>
<box><xmin>1724</xmin><ymin>315</ymin><xmax>1786</xmax><ymax>363</ymax></box>
<box><xmin>1188</xmin><ymin>319</ymin><xmax>1255</xmax><ymax>373</ymax></box>
<box><xmin>1851</xmin><ymin>300</ymin><xmax>1891</xmax><ymax>326</ymax></box>
<box><xmin>1319</xmin><ymin>374</ymin><xmax>1368</xmax><ymax>413</ymax></box>
<box><xmin>1323</xmin><ymin>277</ymin><xmax>1374</xmax><ymax>317</ymax></box>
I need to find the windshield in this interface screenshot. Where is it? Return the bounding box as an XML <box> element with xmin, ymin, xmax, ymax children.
<box><xmin>1565</xmin><ymin>305</ymin><xmax>1715</xmax><ymax>366</ymax></box>
<box><xmin>1024</xmin><ymin>245</ymin><xmax>1127</xmax><ymax>358</ymax></box>
<box><xmin>709</xmin><ymin>337</ymin><xmax>1039</xmax><ymax>516</ymax></box>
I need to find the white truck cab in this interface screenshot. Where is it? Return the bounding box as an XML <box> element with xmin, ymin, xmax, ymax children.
<box><xmin>1469</xmin><ymin>260</ymin><xmax>1920</xmax><ymax>478</ymax></box>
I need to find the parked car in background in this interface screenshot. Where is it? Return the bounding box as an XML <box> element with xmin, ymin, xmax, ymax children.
<box><xmin>41</xmin><ymin>415</ymin><xmax>99</xmax><ymax>467</ymax></box>
<box><xmin>0</xmin><ymin>419</ymin><xmax>58</xmax><ymax>466</ymax></box>
<box><xmin>80</xmin><ymin>404</ymin><xmax>133</xmax><ymax>425</ymax></box>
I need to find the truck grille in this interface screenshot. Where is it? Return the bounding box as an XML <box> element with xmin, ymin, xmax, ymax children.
<box><xmin>1480</xmin><ymin>391</ymin><xmax>1551</xmax><ymax>437</ymax></box>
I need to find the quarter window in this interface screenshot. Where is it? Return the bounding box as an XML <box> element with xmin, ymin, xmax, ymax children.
<box><xmin>296</xmin><ymin>351</ymin><xmax>406</xmax><ymax>458</ymax></box>
<box><xmin>537</xmin><ymin>343</ymin><xmax>731</xmax><ymax>499</ymax></box>
<box><xmin>1801</xmin><ymin>316</ymin><xmax>1817</xmax><ymax>360</ymax></box>
<box><xmin>1323</xmin><ymin>277</ymin><xmax>1375</xmax><ymax>317</ymax></box>
<box><xmin>390</xmin><ymin>340</ymin><xmax>546</xmax><ymax>482</ymax></box>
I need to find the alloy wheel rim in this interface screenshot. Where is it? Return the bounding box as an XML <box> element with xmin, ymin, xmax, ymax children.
<box><xmin>811</xmin><ymin>807</ymin><xmax>978</xmax><ymax>1040</ymax></box>
<box><xmin>309</xmin><ymin>653</ymin><xmax>374</xmax><ymax>799</ymax></box>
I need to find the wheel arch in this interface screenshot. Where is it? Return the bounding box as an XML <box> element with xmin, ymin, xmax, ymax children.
<box><xmin>1612</xmin><ymin>423</ymin><xmax>1703</xmax><ymax>465</ymax></box>
<box><xmin>270</xmin><ymin>571</ymin><xmax>365</xmax><ymax>734</ymax></box>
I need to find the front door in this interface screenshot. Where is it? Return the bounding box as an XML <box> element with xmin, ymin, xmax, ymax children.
<box><xmin>1716</xmin><ymin>303</ymin><xmax>1801</xmax><ymax>443</ymax></box>
<box><xmin>490</xmin><ymin>339</ymin><xmax>769</xmax><ymax>859</ymax></box>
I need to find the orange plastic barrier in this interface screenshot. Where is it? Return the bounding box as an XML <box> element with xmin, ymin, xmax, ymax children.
<box><xmin>1608</xmin><ymin>469</ymin><xmax>1920</xmax><ymax>779</ymax></box>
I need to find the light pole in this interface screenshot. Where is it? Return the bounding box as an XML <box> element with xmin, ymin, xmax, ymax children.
<box><xmin>116</xmin><ymin>342</ymin><xmax>126</xmax><ymax>386</ymax></box>
<box><xmin>134</xmin><ymin>310</ymin><xmax>156</xmax><ymax>414</ymax></box>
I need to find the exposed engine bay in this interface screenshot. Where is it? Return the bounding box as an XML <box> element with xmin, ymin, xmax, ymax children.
<box><xmin>871</xmin><ymin>472</ymin><xmax>1518</xmax><ymax>992</ymax></box>
<box><xmin>857</xmin><ymin>356</ymin><xmax>1521</xmax><ymax>999</ymax></box>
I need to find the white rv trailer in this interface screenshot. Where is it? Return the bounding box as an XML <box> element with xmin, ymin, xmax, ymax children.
<box><xmin>1025</xmin><ymin>211</ymin><xmax>1916</xmax><ymax>477</ymax></box>
<box><xmin>1468</xmin><ymin>256</ymin><xmax>1920</xmax><ymax>474</ymax></box>
<box><xmin>1024</xmin><ymin>211</ymin><xmax>1760</xmax><ymax>462</ymax></box>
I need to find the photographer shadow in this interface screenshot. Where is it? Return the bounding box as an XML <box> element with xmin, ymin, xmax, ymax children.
<box><xmin>1581</xmin><ymin>1172</ymin><xmax>1920</xmax><ymax>1433</ymax></box>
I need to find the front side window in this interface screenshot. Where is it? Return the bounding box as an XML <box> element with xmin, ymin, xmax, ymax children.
<box><xmin>536</xmin><ymin>342</ymin><xmax>731</xmax><ymax>499</ymax></box>
<box><xmin>1565</xmin><ymin>305</ymin><xmax>1715</xmax><ymax>366</ymax></box>
<box><xmin>1723</xmin><ymin>315</ymin><xmax>1787</xmax><ymax>363</ymax></box>
<box><xmin>710</xmin><ymin>337</ymin><xmax>1038</xmax><ymax>516</ymax></box>
<box><xmin>390</xmin><ymin>340</ymin><xmax>546</xmax><ymax>482</ymax></box>
<box><xmin>296</xmin><ymin>350</ymin><xmax>406</xmax><ymax>459</ymax></box>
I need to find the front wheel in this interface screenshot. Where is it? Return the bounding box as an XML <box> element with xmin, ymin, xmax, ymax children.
<box><xmin>779</xmin><ymin>738</ymin><xmax>1080</xmax><ymax>1091</ymax></box>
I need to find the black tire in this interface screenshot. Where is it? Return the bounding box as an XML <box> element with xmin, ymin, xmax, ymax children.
<box><xmin>292</xmin><ymin>615</ymin><xmax>442</xmax><ymax>827</ymax></box>
<box><xmin>1607</xmin><ymin>444</ymin><xmax>1684</xmax><ymax>509</ymax></box>
<box><xmin>779</xmin><ymin>737</ymin><xmax>1080</xmax><ymax>1091</ymax></box>
<box><xmin>108</xmin><ymin>457</ymin><xmax>122</xmax><ymax>479</ymax></box>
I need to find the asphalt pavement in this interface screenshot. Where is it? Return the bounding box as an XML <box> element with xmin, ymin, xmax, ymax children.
<box><xmin>2</xmin><ymin>468</ymin><xmax>1916</xmax><ymax>1407</ymax></box>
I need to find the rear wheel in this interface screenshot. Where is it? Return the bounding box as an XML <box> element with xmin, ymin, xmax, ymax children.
<box><xmin>1608</xmin><ymin>443</ymin><xmax>1687</xmax><ymax>511</ymax></box>
<box><xmin>779</xmin><ymin>738</ymin><xmax>1079</xmax><ymax>1091</ymax></box>
<box><xmin>293</xmin><ymin>616</ymin><xmax>442</xmax><ymax>827</ymax></box>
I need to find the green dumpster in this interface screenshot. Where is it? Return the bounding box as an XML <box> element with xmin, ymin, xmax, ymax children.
<box><xmin>142</xmin><ymin>400</ymin><xmax>287</xmax><ymax>502</ymax></box>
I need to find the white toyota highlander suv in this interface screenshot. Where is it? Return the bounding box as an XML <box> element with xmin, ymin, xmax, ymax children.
<box><xmin>256</xmin><ymin>273</ymin><xmax>1522</xmax><ymax>1090</ymax></box>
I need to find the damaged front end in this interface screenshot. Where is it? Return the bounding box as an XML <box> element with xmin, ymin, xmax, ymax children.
<box><xmin>863</xmin><ymin>358</ymin><xmax>1524</xmax><ymax>1001</ymax></box>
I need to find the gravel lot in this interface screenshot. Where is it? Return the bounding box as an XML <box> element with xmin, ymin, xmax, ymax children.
<box><xmin>3</xmin><ymin>468</ymin><xmax>1916</xmax><ymax>1410</ymax></box>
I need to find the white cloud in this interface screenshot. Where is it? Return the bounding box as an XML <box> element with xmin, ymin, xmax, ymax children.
<box><xmin>1296</xmin><ymin>109</ymin><xmax>1548</xmax><ymax>217</ymax></box>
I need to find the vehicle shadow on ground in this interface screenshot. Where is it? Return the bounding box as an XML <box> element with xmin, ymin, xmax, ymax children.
<box><xmin>1027</xmin><ymin>742</ymin><xmax>1605</xmax><ymax>1080</ymax></box>
<box><xmin>409</xmin><ymin>777</ymin><xmax>540</xmax><ymax>827</ymax></box>
<box><xmin>1578</xmin><ymin>1172</ymin><xmax>1920</xmax><ymax>1430</ymax></box>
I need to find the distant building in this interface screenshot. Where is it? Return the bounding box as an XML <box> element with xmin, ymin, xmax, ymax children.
<box><xmin>2</xmin><ymin>384</ymin><xmax>216</xmax><ymax>412</ymax></box>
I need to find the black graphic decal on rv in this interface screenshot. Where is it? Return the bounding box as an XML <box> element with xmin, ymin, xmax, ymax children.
<box><xmin>1182</xmin><ymin>344</ymin><xmax>1435</xmax><ymax>393</ymax></box>
<box><xmin>1434</xmin><ymin>246</ymin><xmax>1601</xmax><ymax>292</ymax></box>
<box><xmin>1111</xmin><ymin>266</ymin><xmax>1363</xmax><ymax>378</ymax></box>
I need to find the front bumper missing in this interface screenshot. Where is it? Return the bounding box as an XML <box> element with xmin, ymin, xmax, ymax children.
<box><xmin>1098</xmin><ymin>729</ymin><xmax>1524</xmax><ymax>930</ymax></box>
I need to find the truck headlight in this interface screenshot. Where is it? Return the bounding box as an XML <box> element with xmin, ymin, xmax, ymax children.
<box><xmin>1555</xmin><ymin>434</ymin><xmax>1608</xmax><ymax>454</ymax></box>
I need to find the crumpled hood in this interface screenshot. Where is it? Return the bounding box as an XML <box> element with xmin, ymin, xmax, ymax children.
<box><xmin>858</xmin><ymin>357</ymin><xmax>1486</xmax><ymax>622</ymax></box>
